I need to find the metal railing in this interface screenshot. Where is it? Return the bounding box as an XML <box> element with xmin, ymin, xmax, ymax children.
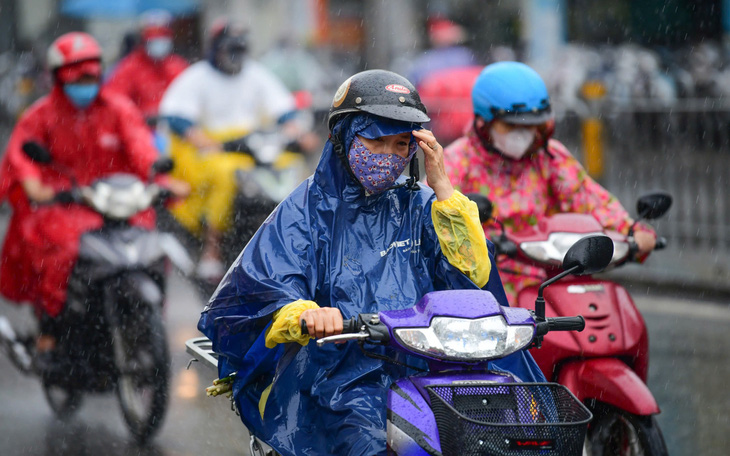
<box><xmin>554</xmin><ymin>99</ymin><xmax>730</xmax><ymax>292</ymax></box>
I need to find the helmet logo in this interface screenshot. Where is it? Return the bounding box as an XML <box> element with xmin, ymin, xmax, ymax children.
<box><xmin>385</xmin><ymin>84</ymin><xmax>410</xmax><ymax>94</ymax></box>
<box><xmin>332</xmin><ymin>77</ymin><xmax>352</xmax><ymax>108</ymax></box>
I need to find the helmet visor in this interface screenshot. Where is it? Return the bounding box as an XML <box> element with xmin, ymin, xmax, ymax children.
<box><xmin>358</xmin><ymin>116</ymin><xmax>419</xmax><ymax>139</ymax></box>
<box><xmin>494</xmin><ymin>107</ymin><xmax>553</xmax><ymax>126</ymax></box>
<box><xmin>359</xmin><ymin>104</ymin><xmax>430</xmax><ymax>125</ymax></box>
<box><xmin>56</xmin><ymin>60</ymin><xmax>102</xmax><ymax>84</ymax></box>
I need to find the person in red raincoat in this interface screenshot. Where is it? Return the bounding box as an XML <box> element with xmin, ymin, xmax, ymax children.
<box><xmin>105</xmin><ymin>10</ymin><xmax>188</xmax><ymax>121</ymax></box>
<box><xmin>0</xmin><ymin>32</ymin><xmax>187</xmax><ymax>354</ymax></box>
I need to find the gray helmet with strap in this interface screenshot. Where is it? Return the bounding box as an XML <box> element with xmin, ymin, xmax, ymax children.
<box><xmin>327</xmin><ymin>69</ymin><xmax>430</xmax><ymax>131</ymax></box>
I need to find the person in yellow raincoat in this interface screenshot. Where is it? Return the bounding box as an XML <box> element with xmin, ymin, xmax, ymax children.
<box><xmin>158</xmin><ymin>20</ymin><xmax>313</xmax><ymax>282</ymax></box>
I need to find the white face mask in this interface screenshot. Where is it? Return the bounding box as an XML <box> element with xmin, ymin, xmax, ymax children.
<box><xmin>145</xmin><ymin>38</ymin><xmax>173</xmax><ymax>59</ymax></box>
<box><xmin>490</xmin><ymin>126</ymin><xmax>536</xmax><ymax>160</ymax></box>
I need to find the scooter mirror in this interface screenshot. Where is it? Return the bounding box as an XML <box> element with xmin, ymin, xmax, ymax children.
<box><xmin>465</xmin><ymin>193</ymin><xmax>493</xmax><ymax>223</ymax></box>
<box><xmin>21</xmin><ymin>141</ymin><xmax>52</xmax><ymax>164</ymax></box>
<box><xmin>562</xmin><ymin>235</ymin><xmax>614</xmax><ymax>275</ymax></box>
<box><xmin>151</xmin><ymin>157</ymin><xmax>175</xmax><ymax>175</ymax></box>
<box><xmin>637</xmin><ymin>192</ymin><xmax>672</xmax><ymax>220</ymax></box>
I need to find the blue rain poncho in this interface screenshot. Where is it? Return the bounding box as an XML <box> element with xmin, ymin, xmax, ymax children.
<box><xmin>198</xmin><ymin>114</ymin><xmax>545</xmax><ymax>456</ymax></box>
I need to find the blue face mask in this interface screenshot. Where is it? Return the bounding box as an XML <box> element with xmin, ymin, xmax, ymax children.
<box><xmin>146</xmin><ymin>38</ymin><xmax>173</xmax><ymax>59</ymax></box>
<box><xmin>63</xmin><ymin>83</ymin><xmax>100</xmax><ymax>109</ymax></box>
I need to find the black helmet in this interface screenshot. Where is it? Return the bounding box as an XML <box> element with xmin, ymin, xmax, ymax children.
<box><xmin>328</xmin><ymin>69</ymin><xmax>430</xmax><ymax>131</ymax></box>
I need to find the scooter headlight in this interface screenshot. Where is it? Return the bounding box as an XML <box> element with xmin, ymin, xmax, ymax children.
<box><xmin>521</xmin><ymin>232</ymin><xmax>628</xmax><ymax>265</ymax></box>
<box><xmin>84</xmin><ymin>181</ymin><xmax>154</xmax><ymax>220</ymax></box>
<box><xmin>394</xmin><ymin>316</ymin><xmax>534</xmax><ymax>361</ymax></box>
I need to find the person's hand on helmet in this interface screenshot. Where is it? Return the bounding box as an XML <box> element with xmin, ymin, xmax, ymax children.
<box><xmin>413</xmin><ymin>128</ymin><xmax>454</xmax><ymax>201</ymax></box>
<box><xmin>299</xmin><ymin>307</ymin><xmax>343</xmax><ymax>340</ymax></box>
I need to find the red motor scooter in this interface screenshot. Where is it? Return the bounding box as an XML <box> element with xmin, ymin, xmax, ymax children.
<box><xmin>468</xmin><ymin>192</ymin><xmax>671</xmax><ymax>456</ymax></box>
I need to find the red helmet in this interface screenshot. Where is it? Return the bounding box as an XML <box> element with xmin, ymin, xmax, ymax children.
<box><xmin>47</xmin><ymin>32</ymin><xmax>102</xmax><ymax>71</ymax></box>
<box><xmin>140</xmin><ymin>9</ymin><xmax>173</xmax><ymax>40</ymax></box>
<box><xmin>47</xmin><ymin>32</ymin><xmax>102</xmax><ymax>83</ymax></box>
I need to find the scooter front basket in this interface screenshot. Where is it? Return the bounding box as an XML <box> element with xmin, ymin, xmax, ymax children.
<box><xmin>426</xmin><ymin>382</ymin><xmax>591</xmax><ymax>456</ymax></box>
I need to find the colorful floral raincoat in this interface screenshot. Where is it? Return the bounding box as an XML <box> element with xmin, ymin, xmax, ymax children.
<box><xmin>443</xmin><ymin>129</ymin><xmax>654</xmax><ymax>302</ymax></box>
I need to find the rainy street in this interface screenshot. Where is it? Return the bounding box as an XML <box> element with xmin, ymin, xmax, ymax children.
<box><xmin>0</xmin><ymin>269</ymin><xmax>728</xmax><ymax>455</ymax></box>
<box><xmin>0</xmin><ymin>270</ymin><xmax>249</xmax><ymax>456</ymax></box>
<box><xmin>3</xmin><ymin>1</ymin><xmax>730</xmax><ymax>455</ymax></box>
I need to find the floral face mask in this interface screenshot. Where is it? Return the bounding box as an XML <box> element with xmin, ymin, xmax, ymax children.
<box><xmin>347</xmin><ymin>135</ymin><xmax>417</xmax><ymax>195</ymax></box>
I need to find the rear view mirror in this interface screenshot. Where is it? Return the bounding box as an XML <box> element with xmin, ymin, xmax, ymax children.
<box><xmin>465</xmin><ymin>193</ymin><xmax>493</xmax><ymax>224</ymax></box>
<box><xmin>637</xmin><ymin>192</ymin><xmax>672</xmax><ymax>220</ymax></box>
<box><xmin>21</xmin><ymin>141</ymin><xmax>52</xmax><ymax>164</ymax></box>
<box><xmin>151</xmin><ymin>157</ymin><xmax>174</xmax><ymax>175</ymax></box>
<box><xmin>562</xmin><ymin>235</ymin><xmax>614</xmax><ymax>275</ymax></box>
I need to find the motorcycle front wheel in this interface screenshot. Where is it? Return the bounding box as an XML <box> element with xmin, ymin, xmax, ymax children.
<box><xmin>112</xmin><ymin>304</ymin><xmax>170</xmax><ymax>444</ymax></box>
<box><xmin>587</xmin><ymin>405</ymin><xmax>668</xmax><ymax>456</ymax></box>
<box><xmin>43</xmin><ymin>382</ymin><xmax>83</xmax><ymax>419</ymax></box>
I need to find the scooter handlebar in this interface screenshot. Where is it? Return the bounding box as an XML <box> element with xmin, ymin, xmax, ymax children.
<box><xmin>547</xmin><ymin>316</ymin><xmax>585</xmax><ymax>332</ymax></box>
<box><xmin>53</xmin><ymin>189</ymin><xmax>81</xmax><ymax>204</ymax></box>
<box><xmin>301</xmin><ymin>317</ymin><xmax>359</xmax><ymax>336</ymax></box>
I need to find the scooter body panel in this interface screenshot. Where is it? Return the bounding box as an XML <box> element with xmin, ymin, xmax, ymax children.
<box><xmin>516</xmin><ymin>278</ymin><xmax>649</xmax><ymax>382</ymax></box>
<box><xmin>387</xmin><ymin>377</ymin><xmax>441</xmax><ymax>456</ymax></box>
<box><xmin>557</xmin><ymin>358</ymin><xmax>660</xmax><ymax>415</ymax></box>
<box><xmin>387</xmin><ymin>370</ymin><xmax>519</xmax><ymax>456</ymax></box>
<box><xmin>77</xmin><ymin>225</ymin><xmax>168</xmax><ymax>282</ymax></box>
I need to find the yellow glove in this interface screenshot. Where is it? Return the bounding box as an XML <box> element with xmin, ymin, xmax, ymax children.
<box><xmin>264</xmin><ymin>300</ymin><xmax>319</xmax><ymax>348</ymax></box>
<box><xmin>432</xmin><ymin>190</ymin><xmax>491</xmax><ymax>288</ymax></box>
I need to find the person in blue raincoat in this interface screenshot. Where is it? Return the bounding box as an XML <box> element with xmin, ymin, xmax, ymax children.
<box><xmin>198</xmin><ymin>69</ymin><xmax>545</xmax><ymax>456</ymax></box>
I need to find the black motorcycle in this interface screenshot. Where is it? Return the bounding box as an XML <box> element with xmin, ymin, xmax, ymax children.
<box><xmin>0</xmin><ymin>142</ymin><xmax>193</xmax><ymax>444</ymax></box>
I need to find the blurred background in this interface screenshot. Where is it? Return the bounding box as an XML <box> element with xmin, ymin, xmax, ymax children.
<box><xmin>2</xmin><ymin>0</ymin><xmax>730</xmax><ymax>290</ymax></box>
<box><xmin>1</xmin><ymin>0</ymin><xmax>729</xmax><ymax>455</ymax></box>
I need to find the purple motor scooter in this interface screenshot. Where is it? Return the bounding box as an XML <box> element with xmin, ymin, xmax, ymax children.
<box><xmin>187</xmin><ymin>235</ymin><xmax>612</xmax><ymax>456</ymax></box>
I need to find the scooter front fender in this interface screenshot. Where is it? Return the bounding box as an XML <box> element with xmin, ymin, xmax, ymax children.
<box><xmin>558</xmin><ymin>358</ymin><xmax>659</xmax><ymax>416</ymax></box>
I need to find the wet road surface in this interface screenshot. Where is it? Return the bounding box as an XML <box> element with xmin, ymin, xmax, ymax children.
<box><xmin>0</xmin><ymin>271</ymin><xmax>249</xmax><ymax>456</ymax></box>
<box><xmin>637</xmin><ymin>288</ymin><xmax>730</xmax><ymax>456</ymax></box>
<box><xmin>1</xmin><ymin>272</ymin><xmax>729</xmax><ymax>455</ymax></box>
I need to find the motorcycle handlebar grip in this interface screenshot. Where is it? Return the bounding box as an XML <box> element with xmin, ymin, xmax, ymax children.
<box><xmin>156</xmin><ymin>187</ymin><xmax>173</xmax><ymax>202</ymax></box>
<box><xmin>342</xmin><ymin>317</ymin><xmax>359</xmax><ymax>334</ymax></box>
<box><xmin>54</xmin><ymin>189</ymin><xmax>78</xmax><ymax>204</ymax></box>
<box><xmin>547</xmin><ymin>316</ymin><xmax>585</xmax><ymax>332</ymax></box>
<box><xmin>301</xmin><ymin>317</ymin><xmax>359</xmax><ymax>336</ymax></box>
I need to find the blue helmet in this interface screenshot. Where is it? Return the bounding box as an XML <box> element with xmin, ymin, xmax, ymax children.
<box><xmin>472</xmin><ymin>61</ymin><xmax>552</xmax><ymax>125</ymax></box>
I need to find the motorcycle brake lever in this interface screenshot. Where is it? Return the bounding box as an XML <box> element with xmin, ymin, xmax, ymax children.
<box><xmin>316</xmin><ymin>332</ymin><xmax>369</xmax><ymax>347</ymax></box>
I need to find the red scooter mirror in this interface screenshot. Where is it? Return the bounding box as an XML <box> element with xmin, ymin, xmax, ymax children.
<box><xmin>562</xmin><ymin>234</ymin><xmax>614</xmax><ymax>275</ymax></box>
<box><xmin>465</xmin><ymin>193</ymin><xmax>494</xmax><ymax>223</ymax></box>
<box><xmin>21</xmin><ymin>141</ymin><xmax>53</xmax><ymax>164</ymax></box>
<box><xmin>151</xmin><ymin>157</ymin><xmax>174</xmax><ymax>175</ymax></box>
<box><xmin>636</xmin><ymin>192</ymin><xmax>672</xmax><ymax>220</ymax></box>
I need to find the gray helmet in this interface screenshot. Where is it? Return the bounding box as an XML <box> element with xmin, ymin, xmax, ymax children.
<box><xmin>327</xmin><ymin>69</ymin><xmax>430</xmax><ymax>131</ymax></box>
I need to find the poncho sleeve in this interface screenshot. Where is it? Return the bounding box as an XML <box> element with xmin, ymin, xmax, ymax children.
<box><xmin>198</xmin><ymin>183</ymin><xmax>317</xmax><ymax>376</ymax></box>
<box><xmin>431</xmin><ymin>190</ymin><xmax>491</xmax><ymax>287</ymax></box>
